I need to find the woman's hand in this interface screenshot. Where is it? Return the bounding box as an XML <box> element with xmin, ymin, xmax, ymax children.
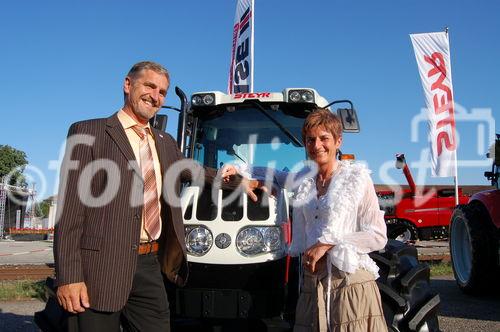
<box><xmin>219</xmin><ymin>165</ymin><xmax>268</xmax><ymax>202</ymax></box>
<box><xmin>303</xmin><ymin>242</ymin><xmax>334</xmax><ymax>273</ymax></box>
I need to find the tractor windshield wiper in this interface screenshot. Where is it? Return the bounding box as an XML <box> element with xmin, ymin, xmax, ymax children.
<box><xmin>248</xmin><ymin>100</ymin><xmax>303</xmax><ymax>147</ymax></box>
<box><xmin>227</xmin><ymin>146</ymin><xmax>247</xmax><ymax>164</ymax></box>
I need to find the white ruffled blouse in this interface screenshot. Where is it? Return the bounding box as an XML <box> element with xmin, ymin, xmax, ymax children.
<box><xmin>289</xmin><ymin>161</ymin><xmax>387</xmax><ymax>279</ymax></box>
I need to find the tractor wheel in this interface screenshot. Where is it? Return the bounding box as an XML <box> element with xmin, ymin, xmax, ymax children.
<box><xmin>387</xmin><ymin>219</ymin><xmax>418</xmax><ymax>242</ymax></box>
<box><xmin>370</xmin><ymin>240</ymin><xmax>440</xmax><ymax>332</ymax></box>
<box><xmin>449</xmin><ymin>203</ymin><xmax>500</xmax><ymax>295</ymax></box>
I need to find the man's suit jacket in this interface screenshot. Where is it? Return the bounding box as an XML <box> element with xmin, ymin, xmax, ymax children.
<box><xmin>54</xmin><ymin>113</ymin><xmax>220</xmax><ymax>312</ymax></box>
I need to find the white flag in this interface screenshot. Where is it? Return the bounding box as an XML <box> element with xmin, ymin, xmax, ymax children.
<box><xmin>410</xmin><ymin>32</ymin><xmax>457</xmax><ymax>177</ymax></box>
<box><xmin>227</xmin><ymin>0</ymin><xmax>254</xmax><ymax>94</ymax></box>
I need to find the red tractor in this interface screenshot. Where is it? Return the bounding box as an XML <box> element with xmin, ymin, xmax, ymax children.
<box><xmin>378</xmin><ymin>154</ymin><xmax>469</xmax><ymax>242</ymax></box>
<box><xmin>450</xmin><ymin>135</ymin><xmax>500</xmax><ymax>294</ymax></box>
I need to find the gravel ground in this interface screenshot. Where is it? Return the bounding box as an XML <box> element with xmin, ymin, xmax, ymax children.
<box><xmin>1</xmin><ymin>275</ymin><xmax>499</xmax><ymax>331</ymax></box>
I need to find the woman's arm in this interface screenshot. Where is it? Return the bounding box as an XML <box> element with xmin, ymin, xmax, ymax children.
<box><xmin>336</xmin><ymin>174</ymin><xmax>387</xmax><ymax>254</ymax></box>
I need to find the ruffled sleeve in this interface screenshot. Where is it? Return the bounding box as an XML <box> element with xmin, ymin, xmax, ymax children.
<box><xmin>322</xmin><ymin>166</ymin><xmax>387</xmax><ymax>275</ymax></box>
<box><xmin>337</xmin><ymin>173</ymin><xmax>387</xmax><ymax>254</ymax></box>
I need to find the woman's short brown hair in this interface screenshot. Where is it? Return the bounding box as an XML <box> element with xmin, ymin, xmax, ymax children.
<box><xmin>301</xmin><ymin>108</ymin><xmax>343</xmax><ymax>143</ymax></box>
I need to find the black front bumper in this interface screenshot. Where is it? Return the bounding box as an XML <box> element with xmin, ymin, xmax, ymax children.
<box><xmin>173</xmin><ymin>257</ymin><xmax>298</xmax><ymax>320</ymax></box>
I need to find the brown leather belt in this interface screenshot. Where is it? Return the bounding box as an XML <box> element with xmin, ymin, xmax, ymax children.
<box><xmin>138</xmin><ymin>241</ymin><xmax>159</xmax><ymax>255</ymax></box>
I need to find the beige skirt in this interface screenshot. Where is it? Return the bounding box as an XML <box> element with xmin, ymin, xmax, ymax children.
<box><xmin>294</xmin><ymin>259</ymin><xmax>387</xmax><ymax>332</ymax></box>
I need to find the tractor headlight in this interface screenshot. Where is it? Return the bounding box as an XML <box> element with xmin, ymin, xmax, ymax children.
<box><xmin>289</xmin><ymin>91</ymin><xmax>301</xmax><ymax>103</ymax></box>
<box><xmin>191</xmin><ymin>95</ymin><xmax>202</xmax><ymax>106</ymax></box>
<box><xmin>185</xmin><ymin>226</ymin><xmax>213</xmax><ymax>256</ymax></box>
<box><xmin>191</xmin><ymin>93</ymin><xmax>215</xmax><ymax>106</ymax></box>
<box><xmin>203</xmin><ymin>94</ymin><xmax>215</xmax><ymax>105</ymax></box>
<box><xmin>288</xmin><ymin>89</ymin><xmax>315</xmax><ymax>104</ymax></box>
<box><xmin>264</xmin><ymin>227</ymin><xmax>281</xmax><ymax>251</ymax></box>
<box><xmin>236</xmin><ymin>226</ymin><xmax>283</xmax><ymax>256</ymax></box>
<box><xmin>301</xmin><ymin>90</ymin><xmax>314</xmax><ymax>103</ymax></box>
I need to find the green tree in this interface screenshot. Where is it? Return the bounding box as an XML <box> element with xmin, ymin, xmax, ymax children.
<box><xmin>35</xmin><ymin>197</ymin><xmax>53</xmax><ymax>218</ymax></box>
<box><xmin>0</xmin><ymin>145</ymin><xmax>28</xmax><ymax>186</ymax></box>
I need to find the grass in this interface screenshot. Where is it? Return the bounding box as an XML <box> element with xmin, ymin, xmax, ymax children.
<box><xmin>0</xmin><ymin>280</ymin><xmax>46</xmax><ymax>301</ymax></box>
<box><xmin>429</xmin><ymin>261</ymin><xmax>453</xmax><ymax>277</ymax></box>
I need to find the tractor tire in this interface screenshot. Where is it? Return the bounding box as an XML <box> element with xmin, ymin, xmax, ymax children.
<box><xmin>370</xmin><ymin>240</ymin><xmax>440</xmax><ymax>332</ymax></box>
<box><xmin>387</xmin><ymin>219</ymin><xmax>418</xmax><ymax>242</ymax></box>
<box><xmin>449</xmin><ymin>203</ymin><xmax>500</xmax><ymax>295</ymax></box>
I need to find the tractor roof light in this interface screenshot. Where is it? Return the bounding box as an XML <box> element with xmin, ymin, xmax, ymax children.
<box><xmin>302</xmin><ymin>90</ymin><xmax>314</xmax><ymax>103</ymax></box>
<box><xmin>288</xmin><ymin>89</ymin><xmax>315</xmax><ymax>104</ymax></box>
<box><xmin>203</xmin><ymin>94</ymin><xmax>215</xmax><ymax>105</ymax></box>
<box><xmin>191</xmin><ymin>95</ymin><xmax>202</xmax><ymax>106</ymax></box>
<box><xmin>191</xmin><ymin>93</ymin><xmax>216</xmax><ymax>106</ymax></box>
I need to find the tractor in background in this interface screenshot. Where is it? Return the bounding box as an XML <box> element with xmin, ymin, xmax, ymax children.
<box><xmin>449</xmin><ymin>134</ymin><xmax>500</xmax><ymax>294</ymax></box>
<box><xmin>378</xmin><ymin>154</ymin><xmax>469</xmax><ymax>242</ymax></box>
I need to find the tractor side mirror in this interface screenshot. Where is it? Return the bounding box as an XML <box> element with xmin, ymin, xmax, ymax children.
<box><xmin>487</xmin><ymin>135</ymin><xmax>500</xmax><ymax>166</ymax></box>
<box><xmin>150</xmin><ymin>114</ymin><xmax>168</xmax><ymax>132</ymax></box>
<box><xmin>337</xmin><ymin>108</ymin><xmax>360</xmax><ymax>133</ymax></box>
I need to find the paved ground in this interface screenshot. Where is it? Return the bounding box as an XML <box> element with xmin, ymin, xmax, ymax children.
<box><xmin>0</xmin><ymin>299</ymin><xmax>44</xmax><ymax>332</ymax></box>
<box><xmin>431</xmin><ymin>275</ymin><xmax>500</xmax><ymax>332</ymax></box>
<box><xmin>0</xmin><ymin>241</ymin><xmax>53</xmax><ymax>265</ymax></box>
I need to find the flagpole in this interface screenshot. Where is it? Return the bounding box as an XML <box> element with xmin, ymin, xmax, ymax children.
<box><xmin>445</xmin><ymin>26</ymin><xmax>459</xmax><ymax>205</ymax></box>
<box><xmin>250</xmin><ymin>0</ymin><xmax>255</xmax><ymax>92</ymax></box>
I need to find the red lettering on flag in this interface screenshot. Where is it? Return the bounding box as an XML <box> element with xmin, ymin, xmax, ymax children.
<box><xmin>424</xmin><ymin>52</ymin><xmax>456</xmax><ymax>156</ymax></box>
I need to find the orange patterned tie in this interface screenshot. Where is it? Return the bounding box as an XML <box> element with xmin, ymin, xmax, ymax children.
<box><xmin>132</xmin><ymin>125</ymin><xmax>160</xmax><ymax>240</ymax></box>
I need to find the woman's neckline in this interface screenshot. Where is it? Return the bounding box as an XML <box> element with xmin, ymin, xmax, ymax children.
<box><xmin>315</xmin><ymin>162</ymin><xmax>342</xmax><ymax>198</ymax></box>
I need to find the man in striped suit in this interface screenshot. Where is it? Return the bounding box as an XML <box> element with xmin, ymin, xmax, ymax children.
<box><xmin>54</xmin><ymin>61</ymin><xmax>253</xmax><ymax>331</ymax></box>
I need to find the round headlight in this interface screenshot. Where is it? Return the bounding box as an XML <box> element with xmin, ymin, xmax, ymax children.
<box><xmin>301</xmin><ymin>91</ymin><xmax>314</xmax><ymax>103</ymax></box>
<box><xmin>191</xmin><ymin>95</ymin><xmax>202</xmax><ymax>106</ymax></box>
<box><xmin>203</xmin><ymin>94</ymin><xmax>215</xmax><ymax>105</ymax></box>
<box><xmin>186</xmin><ymin>227</ymin><xmax>213</xmax><ymax>256</ymax></box>
<box><xmin>289</xmin><ymin>91</ymin><xmax>301</xmax><ymax>102</ymax></box>
<box><xmin>236</xmin><ymin>227</ymin><xmax>265</xmax><ymax>256</ymax></box>
<box><xmin>264</xmin><ymin>227</ymin><xmax>281</xmax><ymax>251</ymax></box>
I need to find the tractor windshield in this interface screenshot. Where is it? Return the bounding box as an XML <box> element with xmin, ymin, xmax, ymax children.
<box><xmin>192</xmin><ymin>104</ymin><xmax>308</xmax><ymax>171</ymax></box>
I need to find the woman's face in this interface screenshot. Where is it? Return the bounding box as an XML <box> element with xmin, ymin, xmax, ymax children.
<box><xmin>304</xmin><ymin>126</ymin><xmax>342</xmax><ymax>167</ymax></box>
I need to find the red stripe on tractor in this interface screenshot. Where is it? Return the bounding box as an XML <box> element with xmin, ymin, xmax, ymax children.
<box><xmin>282</xmin><ymin>219</ymin><xmax>292</xmax><ymax>284</ymax></box>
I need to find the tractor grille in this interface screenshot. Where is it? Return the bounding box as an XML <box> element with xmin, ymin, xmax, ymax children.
<box><xmin>184</xmin><ymin>186</ymin><xmax>270</xmax><ymax>222</ymax></box>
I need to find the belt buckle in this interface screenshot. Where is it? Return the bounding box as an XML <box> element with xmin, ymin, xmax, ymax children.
<box><xmin>140</xmin><ymin>241</ymin><xmax>157</xmax><ymax>255</ymax></box>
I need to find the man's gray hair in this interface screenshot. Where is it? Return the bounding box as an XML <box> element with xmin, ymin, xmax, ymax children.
<box><xmin>127</xmin><ymin>61</ymin><xmax>170</xmax><ymax>82</ymax></box>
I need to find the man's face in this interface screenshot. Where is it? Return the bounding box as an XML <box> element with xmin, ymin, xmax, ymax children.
<box><xmin>123</xmin><ymin>69</ymin><xmax>169</xmax><ymax>122</ymax></box>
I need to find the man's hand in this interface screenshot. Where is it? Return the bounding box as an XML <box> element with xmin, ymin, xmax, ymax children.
<box><xmin>303</xmin><ymin>242</ymin><xmax>334</xmax><ymax>273</ymax></box>
<box><xmin>57</xmin><ymin>282</ymin><xmax>90</xmax><ymax>313</ymax></box>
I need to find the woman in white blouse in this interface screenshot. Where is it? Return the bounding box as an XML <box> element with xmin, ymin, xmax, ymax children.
<box><xmin>290</xmin><ymin>109</ymin><xmax>388</xmax><ymax>331</ymax></box>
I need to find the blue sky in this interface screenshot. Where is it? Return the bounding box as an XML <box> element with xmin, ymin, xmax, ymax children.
<box><xmin>1</xmin><ymin>0</ymin><xmax>498</xmax><ymax>199</ymax></box>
